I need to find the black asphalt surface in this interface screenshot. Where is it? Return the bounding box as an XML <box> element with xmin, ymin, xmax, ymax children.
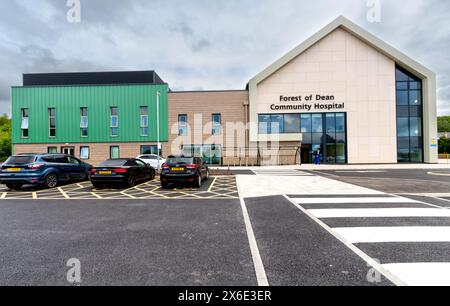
<box><xmin>0</xmin><ymin>199</ymin><xmax>255</xmax><ymax>286</ymax></box>
<box><xmin>244</xmin><ymin>195</ymin><xmax>392</xmax><ymax>286</ymax></box>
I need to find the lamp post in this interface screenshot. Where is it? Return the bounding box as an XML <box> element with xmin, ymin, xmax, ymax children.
<box><xmin>156</xmin><ymin>91</ymin><xmax>161</xmax><ymax>172</ymax></box>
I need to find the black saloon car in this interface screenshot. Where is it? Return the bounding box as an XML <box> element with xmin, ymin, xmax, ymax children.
<box><xmin>0</xmin><ymin>154</ymin><xmax>92</xmax><ymax>189</ymax></box>
<box><xmin>160</xmin><ymin>155</ymin><xmax>209</xmax><ymax>188</ymax></box>
<box><xmin>90</xmin><ymin>158</ymin><xmax>156</xmax><ymax>188</ymax></box>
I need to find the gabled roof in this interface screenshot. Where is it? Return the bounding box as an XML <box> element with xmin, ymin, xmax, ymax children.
<box><xmin>248</xmin><ymin>16</ymin><xmax>435</xmax><ymax>86</ymax></box>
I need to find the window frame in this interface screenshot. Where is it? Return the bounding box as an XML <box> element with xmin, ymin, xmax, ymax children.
<box><xmin>110</xmin><ymin>146</ymin><xmax>120</xmax><ymax>159</ymax></box>
<box><xmin>178</xmin><ymin>114</ymin><xmax>187</xmax><ymax>136</ymax></box>
<box><xmin>80</xmin><ymin>107</ymin><xmax>88</xmax><ymax>137</ymax></box>
<box><xmin>48</xmin><ymin>108</ymin><xmax>56</xmax><ymax>138</ymax></box>
<box><xmin>110</xmin><ymin>107</ymin><xmax>119</xmax><ymax>137</ymax></box>
<box><xmin>140</xmin><ymin>106</ymin><xmax>149</xmax><ymax>137</ymax></box>
<box><xmin>212</xmin><ymin>113</ymin><xmax>222</xmax><ymax>135</ymax></box>
<box><xmin>80</xmin><ymin>146</ymin><xmax>90</xmax><ymax>160</ymax></box>
<box><xmin>21</xmin><ymin>108</ymin><xmax>29</xmax><ymax>138</ymax></box>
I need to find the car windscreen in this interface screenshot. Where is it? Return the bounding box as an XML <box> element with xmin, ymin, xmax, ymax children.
<box><xmin>99</xmin><ymin>160</ymin><xmax>127</xmax><ymax>167</ymax></box>
<box><xmin>5</xmin><ymin>156</ymin><xmax>36</xmax><ymax>165</ymax></box>
<box><xmin>166</xmin><ymin>157</ymin><xmax>194</xmax><ymax>164</ymax></box>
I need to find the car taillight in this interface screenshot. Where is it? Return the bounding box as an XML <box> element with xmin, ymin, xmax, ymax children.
<box><xmin>28</xmin><ymin>163</ymin><xmax>44</xmax><ymax>170</ymax></box>
<box><xmin>162</xmin><ymin>163</ymin><xmax>169</xmax><ymax>169</ymax></box>
<box><xmin>113</xmin><ymin>168</ymin><xmax>127</xmax><ymax>174</ymax></box>
<box><xmin>186</xmin><ymin>164</ymin><xmax>198</xmax><ymax>169</ymax></box>
<box><xmin>91</xmin><ymin>168</ymin><xmax>97</xmax><ymax>173</ymax></box>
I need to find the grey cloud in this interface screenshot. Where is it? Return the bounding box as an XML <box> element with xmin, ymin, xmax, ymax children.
<box><xmin>0</xmin><ymin>0</ymin><xmax>449</xmax><ymax>116</ymax></box>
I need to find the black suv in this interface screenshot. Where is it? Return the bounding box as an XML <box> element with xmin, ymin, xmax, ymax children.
<box><xmin>160</xmin><ymin>155</ymin><xmax>209</xmax><ymax>188</ymax></box>
<box><xmin>0</xmin><ymin>154</ymin><xmax>92</xmax><ymax>189</ymax></box>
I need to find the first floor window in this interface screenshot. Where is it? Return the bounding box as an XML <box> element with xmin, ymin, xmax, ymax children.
<box><xmin>141</xmin><ymin>145</ymin><xmax>161</xmax><ymax>156</ymax></box>
<box><xmin>110</xmin><ymin>107</ymin><xmax>119</xmax><ymax>137</ymax></box>
<box><xmin>212</xmin><ymin>114</ymin><xmax>221</xmax><ymax>135</ymax></box>
<box><xmin>80</xmin><ymin>147</ymin><xmax>90</xmax><ymax>160</ymax></box>
<box><xmin>49</xmin><ymin>108</ymin><xmax>56</xmax><ymax>137</ymax></box>
<box><xmin>140</xmin><ymin>106</ymin><xmax>149</xmax><ymax>136</ymax></box>
<box><xmin>21</xmin><ymin>108</ymin><xmax>29</xmax><ymax>138</ymax></box>
<box><xmin>110</xmin><ymin>146</ymin><xmax>120</xmax><ymax>159</ymax></box>
<box><xmin>47</xmin><ymin>147</ymin><xmax>57</xmax><ymax>154</ymax></box>
<box><xmin>178</xmin><ymin>114</ymin><xmax>187</xmax><ymax>136</ymax></box>
<box><xmin>80</xmin><ymin>107</ymin><xmax>88</xmax><ymax>137</ymax></box>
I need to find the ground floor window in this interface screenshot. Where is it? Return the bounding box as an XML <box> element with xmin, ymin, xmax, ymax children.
<box><xmin>110</xmin><ymin>146</ymin><xmax>120</xmax><ymax>159</ymax></box>
<box><xmin>141</xmin><ymin>145</ymin><xmax>162</xmax><ymax>156</ymax></box>
<box><xmin>181</xmin><ymin>144</ymin><xmax>222</xmax><ymax>165</ymax></box>
<box><xmin>48</xmin><ymin>147</ymin><xmax>57</xmax><ymax>154</ymax></box>
<box><xmin>80</xmin><ymin>147</ymin><xmax>90</xmax><ymax>160</ymax></box>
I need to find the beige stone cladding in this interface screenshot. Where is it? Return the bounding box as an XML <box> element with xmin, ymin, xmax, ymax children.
<box><xmin>255</xmin><ymin>28</ymin><xmax>397</xmax><ymax>164</ymax></box>
<box><xmin>168</xmin><ymin>90</ymin><xmax>249</xmax><ymax>164</ymax></box>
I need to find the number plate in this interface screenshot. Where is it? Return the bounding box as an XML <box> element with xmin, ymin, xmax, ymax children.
<box><xmin>7</xmin><ymin>168</ymin><xmax>22</xmax><ymax>172</ymax></box>
<box><xmin>98</xmin><ymin>171</ymin><xmax>112</xmax><ymax>175</ymax></box>
<box><xmin>171</xmin><ymin>167</ymin><xmax>185</xmax><ymax>172</ymax></box>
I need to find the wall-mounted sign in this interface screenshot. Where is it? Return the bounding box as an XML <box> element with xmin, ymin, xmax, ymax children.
<box><xmin>431</xmin><ymin>138</ymin><xmax>438</xmax><ymax>148</ymax></box>
<box><xmin>270</xmin><ymin>94</ymin><xmax>345</xmax><ymax>112</ymax></box>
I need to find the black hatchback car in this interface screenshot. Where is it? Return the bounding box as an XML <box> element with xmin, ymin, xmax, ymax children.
<box><xmin>160</xmin><ymin>155</ymin><xmax>209</xmax><ymax>188</ymax></box>
<box><xmin>0</xmin><ymin>154</ymin><xmax>92</xmax><ymax>189</ymax></box>
<box><xmin>90</xmin><ymin>158</ymin><xmax>156</xmax><ymax>188</ymax></box>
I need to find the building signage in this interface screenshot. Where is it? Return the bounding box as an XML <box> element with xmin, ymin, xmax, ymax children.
<box><xmin>270</xmin><ymin>94</ymin><xmax>345</xmax><ymax>112</ymax></box>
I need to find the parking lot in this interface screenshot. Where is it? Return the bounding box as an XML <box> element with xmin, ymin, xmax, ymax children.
<box><xmin>0</xmin><ymin>176</ymin><xmax>238</xmax><ymax>200</ymax></box>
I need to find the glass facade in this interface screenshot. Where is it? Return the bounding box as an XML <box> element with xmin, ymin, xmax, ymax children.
<box><xmin>182</xmin><ymin>144</ymin><xmax>222</xmax><ymax>165</ymax></box>
<box><xmin>258</xmin><ymin>112</ymin><xmax>347</xmax><ymax>164</ymax></box>
<box><xmin>396</xmin><ymin>66</ymin><xmax>423</xmax><ymax>163</ymax></box>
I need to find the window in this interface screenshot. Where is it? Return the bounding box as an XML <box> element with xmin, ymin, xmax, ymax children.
<box><xmin>110</xmin><ymin>146</ymin><xmax>120</xmax><ymax>159</ymax></box>
<box><xmin>270</xmin><ymin>115</ymin><xmax>284</xmax><ymax>134</ymax></box>
<box><xmin>110</xmin><ymin>107</ymin><xmax>118</xmax><ymax>136</ymax></box>
<box><xmin>80</xmin><ymin>107</ymin><xmax>88</xmax><ymax>137</ymax></box>
<box><xmin>178</xmin><ymin>114</ymin><xmax>187</xmax><ymax>136</ymax></box>
<box><xmin>258</xmin><ymin>115</ymin><xmax>271</xmax><ymax>134</ymax></box>
<box><xmin>212</xmin><ymin>114</ymin><xmax>221</xmax><ymax>135</ymax></box>
<box><xmin>284</xmin><ymin>114</ymin><xmax>300</xmax><ymax>133</ymax></box>
<box><xmin>47</xmin><ymin>147</ymin><xmax>57</xmax><ymax>154</ymax></box>
<box><xmin>21</xmin><ymin>109</ymin><xmax>29</xmax><ymax>138</ymax></box>
<box><xmin>395</xmin><ymin>66</ymin><xmax>423</xmax><ymax>163</ymax></box>
<box><xmin>68</xmin><ymin>156</ymin><xmax>81</xmax><ymax>165</ymax></box>
<box><xmin>141</xmin><ymin>145</ymin><xmax>160</xmax><ymax>156</ymax></box>
<box><xmin>49</xmin><ymin>108</ymin><xmax>56</xmax><ymax>137</ymax></box>
<box><xmin>140</xmin><ymin>106</ymin><xmax>149</xmax><ymax>136</ymax></box>
<box><xmin>80</xmin><ymin>147</ymin><xmax>89</xmax><ymax>160</ymax></box>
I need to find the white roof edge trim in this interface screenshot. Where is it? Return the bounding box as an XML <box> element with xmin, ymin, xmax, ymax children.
<box><xmin>248</xmin><ymin>15</ymin><xmax>436</xmax><ymax>86</ymax></box>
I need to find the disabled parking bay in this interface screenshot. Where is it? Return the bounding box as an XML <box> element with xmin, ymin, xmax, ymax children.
<box><xmin>0</xmin><ymin>176</ymin><xmax>238</xmax><ymax>200</ymax></box>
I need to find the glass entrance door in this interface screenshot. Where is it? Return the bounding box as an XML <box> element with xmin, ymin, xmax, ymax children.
<box><xmin>61</xmin><ymin>147</ymin><xmax>75</xmax><ymax>156</ymax></box>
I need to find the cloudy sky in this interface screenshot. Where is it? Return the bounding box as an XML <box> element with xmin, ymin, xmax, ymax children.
<box><xmin>0</xmin><ymin>0</ymin><xmax>449</xmax><ymax>115</ymax></box>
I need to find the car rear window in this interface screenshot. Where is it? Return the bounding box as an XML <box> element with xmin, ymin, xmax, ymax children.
<box><xmin>5</xmin><ymin>156</ymin><xmax>36</xmax><ymax>165</ymax></box>
<box><xmin>99</xmin><ymin>159</ymin><xmax>127</xmax><ymax>167</ymax></box>
<box><xmin>166</xmin><ymin>157</ymin><xmax>194</xmax><ymax>164</ymax></box>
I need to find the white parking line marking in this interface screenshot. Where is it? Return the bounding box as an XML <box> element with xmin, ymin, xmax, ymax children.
<box><xmin>208</xmin><ymin>177</ymin><xmax>217</xmax><ymax>192</ymax></box>
<box><xmin>309</xmin><ymin>208</ymin><xmax>450</xmax><ymax>218</ymax></box>
<box><xmin>32</xmin><ymin>192</ymin><xmax>37</xmax><ymax>199</ymax></box>
<box><xmin>57</xmin><ymin>187</ymin><xmax>69</xmax><ymax>199</ymax></box>
<box><xmin>91</xmin><ymin>192</ymin><xmax>102</xmax><ymax>199</ymax></box>
<box><xmin>333</xmin><ymin>227</ymin><xmax>450</xmax><ymax>243</ymax></box>
<box><xmin>293</xmin><ymin>197</ymin><xmax>419</xmax><ymax>204</ymax></box>
<box><xmin>1</xmin><ymin>192</ymin><xmax>6</xmax><ymax>199</ymax></box>
<box><xmin>283</xmin><ymin>195</ymin><xmax>405</xmax><ymax>286</ymax></box>
<box><xmin>381</xmin><ymin>263</ymin><xmax>450</xmax><ymax>286</ymax></box>
<box><xmin>236</xmin><ymin>181</ymin><xmax>268</xmax><ymax>286</ymax></box>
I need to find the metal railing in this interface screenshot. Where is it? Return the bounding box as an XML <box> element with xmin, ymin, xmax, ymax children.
<box><xmin>214</xmin><ymin>146</ymin><xmax>301</xmax><ymax>167</ymax></box>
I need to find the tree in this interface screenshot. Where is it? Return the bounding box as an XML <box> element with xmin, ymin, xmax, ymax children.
<box><xmin>0</xmin><ymin>114</ymin><xmax>11</xmax><ymax>161</ymax></box>
<box><xmin>438</xmin><ymin>116</ymin><xmax>450</xmax><ymax>133</ymax></box>
<box><xmin>439</xmin><ymin>137</ymin><xmax>450</xmax><ymax>154</ymax></box>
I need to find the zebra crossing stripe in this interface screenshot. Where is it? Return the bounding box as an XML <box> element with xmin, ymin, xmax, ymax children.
<box><xmin>381</xmin><ymin>263</ymin><xmax>450</xmax><ymax>286</ymax></box>
<box><xmin>308</xmin><ymin>208</ymin><xmax>450</xmax><ymax>218</ymax></box>
<box><xmin>333</xmin><ymin>227</ymin><xmax>450</xmax><ymax>243</ymax></box>
<box><xmin>292</xmin><ymin>197</ymin><xmax>419</xmax><ymax>204</ymax></box>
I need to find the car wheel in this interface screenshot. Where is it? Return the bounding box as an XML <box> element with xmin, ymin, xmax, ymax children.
<box><xmin>127</xmin><ymin>174</ymin><xmax>136</xmax><ymax>188</ymax></box>
<box><xmin>6</xmin><ymin>184</ymin><xmax>22</xmax><ymax>190</ymax></box>
<box><xmin>44</xmin><ymin>173</ymin><xmax>58</xmax><ymax>188</ymax></box>
<box><xmin>194</xmin><ymin>175</ymin><xmax>202</xmax><ymax>188</ymax></box>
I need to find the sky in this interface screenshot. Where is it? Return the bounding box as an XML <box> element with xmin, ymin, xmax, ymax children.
<box><xmin>0</xmin><ymin>0</ymin><xmax>449</xmax><ymax>116</ymax></box>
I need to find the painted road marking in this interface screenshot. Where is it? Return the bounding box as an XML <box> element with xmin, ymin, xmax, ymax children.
<box><xmin>427</xmin><ymin>171</ymin><xmax>450</xmax><ymax>177</ymax></box>
<box><xmin>57</xmin><ymin>187</ymin><xmax>69</xmax><ymax>199</ymax></box>
<box><xmin>292</xmin><ymin>197</ymin><xmax>419</xmax><ymax>204</ymax></box>
<box><xmin>283</xmin><ymin>195</ymin><xmax>405</xmax><ymax>286</ymax></box>
<box><xmin>309</xmin><ymin>208</ymin><xmax>450</xmax><ymax>218</ymax></box>
<box><xmin>381</xmin><ymin>263</ymin><xmax>450</xmax><ymax>286</ymax></box>
<box><xmin>207</xmin><ymin>177</ymin><xmax>217</xmax><ymax>192</ymax></box>
<box><xmin>1</xmin><ymin>192</ymin><xmax>6</xmax><ymax>199</ymax></box>
<box><xmin>237</xmin><ymin>177</ymin><xmax>269</xmax><ymax>286</ymax></box>
<box><xmin>333</xmin><ymin>227</ymin><xmax>450</xmax><ymax>243</ymax></box>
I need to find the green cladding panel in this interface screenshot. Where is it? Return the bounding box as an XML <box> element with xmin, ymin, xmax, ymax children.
<box><xmin>11</xmin><ymin>84</ymin><xmax>169</xmax><ymax>144</ymax></box>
